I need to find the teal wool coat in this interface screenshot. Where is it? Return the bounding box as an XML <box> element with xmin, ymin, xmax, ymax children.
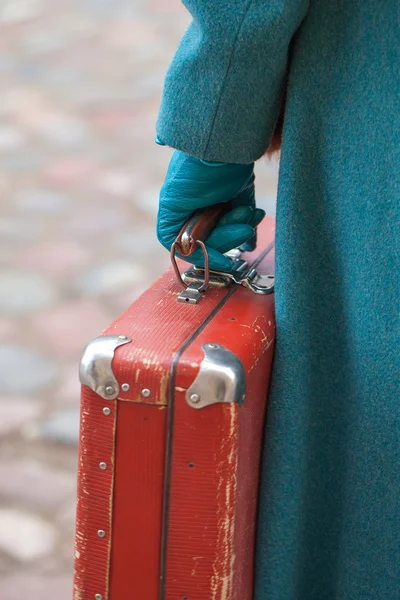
<box><xmin>157</xmin><ymin>2</ymin><xmax>400</xmax><ymax>599</ymax></box>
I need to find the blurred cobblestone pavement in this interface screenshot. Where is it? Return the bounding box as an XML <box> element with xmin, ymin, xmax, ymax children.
<box><xmin>0</xmin><ymin>1</ymin><xmax>278</xmax><ymax>598</ymax></box>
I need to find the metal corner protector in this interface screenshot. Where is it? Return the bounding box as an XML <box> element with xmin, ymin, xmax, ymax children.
<box><xmin>186</xmin><ymin>342</ymin><xmax>246</xmax><ymax>409</ymax></box>
<box><xmin>79</xmin><ymin>334</ymin><xmax>132</xmax><ymax>400</ymax></box>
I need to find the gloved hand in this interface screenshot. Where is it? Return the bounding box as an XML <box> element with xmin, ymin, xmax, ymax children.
<box><xmin>157</xmin><ymin>150</ymin><xmax>265</xmax><ymax>272</ymax></box>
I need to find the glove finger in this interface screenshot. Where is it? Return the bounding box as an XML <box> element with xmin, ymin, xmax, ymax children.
<box><xmin>206</xmin><ymin>224</ymin><xmax>254</xmax><ymax>254</ymax></box>
<box><xmin>217</xmin><ymin>205</ymin><xmax>265</xmax><ymax>248</ymax></box>
<box><xmin>157</xmin><ymin>204</ymin><xmax>254</xmax><ymax>250</ymax></box>
<box><xmin>218</xmin><ymin>205</ymin><xmax>265</xmax><ymax>229</ymax></box>
<box><xmin>158</xmin><ymin>208</ymin><xmax>263</xmax><ymax>257</ymax></box>
<box><xmin>239</xmin><ymin>209</ymin><xmax>266</xmax><ymax>251</ymax></box>
<box><xmin>179</xmin><ymin>246</ymin><xmax>232</xmax><ymax>272</ymax></box>
<box><xmin>239</xmin><ymin>232</ymin><xmax>257</xmax><ymax>252</ymax></box>
<box><xmin>217</xmin><ymin>205</ymin><xmax>253</xmax><ymax>226</ymax></box>
<box><xmin>177</xmin><ymin>224</ymin><xmax>254</xmax><ymax>271</ymax></box>
<box><xmin>248</xmin><ymin>208</ymin><xmax>266</xmax><ymax>227</ymax></box>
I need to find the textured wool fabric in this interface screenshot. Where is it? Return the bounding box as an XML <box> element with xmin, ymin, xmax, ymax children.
<box><xmin>157</xmin><ymin>0</ymin><xmax>309</xmax><ymax>163</ymax></box>
<box><xmin>157</xmin><ymin>1</ymin><xmax>400</xmax><ymax>599</ymax></box>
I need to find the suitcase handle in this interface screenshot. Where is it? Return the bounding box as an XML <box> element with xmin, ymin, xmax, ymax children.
<box><xmin>170</xmin><ymin>202</ymin><xmax>232</xmax><ymax>293</ymax></box>
<box><xmin>173</xmin><ymin>202</ymin><xmax>232</xmax><ymax>257</ymax></box>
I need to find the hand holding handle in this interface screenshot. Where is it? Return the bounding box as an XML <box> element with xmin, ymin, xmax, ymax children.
<box><xmin>173</xmin><ymin>202</ymin><xmax>232</xmax><ymax>257</ymax></box>
<box><xmin>171</xmin><ymin>202</ymin><xmax>232</xmax><ymax>292</ymax></box>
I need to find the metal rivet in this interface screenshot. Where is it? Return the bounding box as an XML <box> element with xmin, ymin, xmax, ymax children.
<box><xmin>97</xmin><ymin>530</ymin><xmax>106</xmax><ymax>538</ymax></box>
<box><xmin>207</xmin><ymin>343</ymin><xmax>219</xmax><ymax>349</ymax></box>
<box><xmin>121</xmin><ymin>383</ymin><xmax>130</xmax><ymax>392</ymax></box>
<box><xmin>105</xmin><ymin>385</ymin><xmax>115</xmax><ymax>396</ymax></box>
<box><xmin>99</xmin><ymin>462</ymin><xmax>107</xmax><ymax>470</ymax></box>
<box><xmin>118</xmin><ymin>335</ymin><xmax>128</xmax><ymax>340</ymax></box>
<box><xmin>141</xmin><ymin>389</ymin><xmax>151</xmax><ymax>398</ymax></box>
<box><xmin>95</xmin><ymin>595</ymin><xmax>103</xmax><ymax>600</ymax></box>
<box><xmin>103</xmin><ymin>407</ymin><xmax>111</xmax><ymax>416</ymax></box>
<box><xmin>190</xmin><ymin>394</ymin><xmax>200</xmax><ymax>404</ymax></box>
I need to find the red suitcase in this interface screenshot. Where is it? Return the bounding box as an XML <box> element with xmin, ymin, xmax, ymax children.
<box><xmin>73</xmin><ymin>217</ymin><xmax>276</xmax><ymax>600</ymax></box>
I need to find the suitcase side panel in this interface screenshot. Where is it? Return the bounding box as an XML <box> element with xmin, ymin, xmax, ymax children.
<box><xmin>109</xmin><ymin>401</ymin><xmax>167</xmax><ymax>599</ymax></box>
<box><xmin>73</xmin><ymin>283</ymin><xmax>235</xmax><ymax>600</ymax></box>
<box><xmin>73</xmin><ymin>387</ymin><xmax>117</xmax><ymax>600</ymax></box>
<box><xmin>165</xmin><ymin>391</ymin><xmax>240</xmax><ymax>600</ymax></box>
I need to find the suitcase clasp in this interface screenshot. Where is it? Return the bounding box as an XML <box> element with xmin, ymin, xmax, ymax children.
<box><xmin>170</xmin><ymin>206</ymin><xmax>275</xmax><ymax>303</ymax></box>
<box><xmin>177</xmin><ymin>254</ymin><xmax>275</xmax><ymax>303</ymax></box>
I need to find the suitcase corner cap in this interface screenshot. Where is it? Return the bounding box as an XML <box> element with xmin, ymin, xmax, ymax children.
<box><xmin>186</xmin><ymin>343</ymin><xmax>246</xmax><ymax>409</ymax></box>
<box><xmin>79</xmin><ymin>334</ymin><xmax>132</xmax><ymax>400</ymax></box>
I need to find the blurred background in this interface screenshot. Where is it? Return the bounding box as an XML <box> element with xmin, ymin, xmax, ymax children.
<box><xmin>0</xmin><ymin>0</ymin><xmax>278</xmax><ymax>598</ymax></box>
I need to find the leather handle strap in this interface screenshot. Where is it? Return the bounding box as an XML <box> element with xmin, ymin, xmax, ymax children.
<box><xmin>174</xmin><ymin>202</ymin><xmax>232</xmax><ymax>257</ymax></box>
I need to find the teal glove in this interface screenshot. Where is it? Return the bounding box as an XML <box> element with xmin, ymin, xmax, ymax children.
<box><xmin>156</xmin><ymin>150</ymin><xmax>265</xmax><ymax>272</ymax></box>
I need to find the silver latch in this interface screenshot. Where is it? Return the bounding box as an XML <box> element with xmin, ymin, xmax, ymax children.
<box><xmin>176</xmin><ymin>281</ymin><xmax>204</xmax><ymax>304</ymax></box>
<box><xmin>186</xmin><ymin>343</ymin><xmax>246</xmax><ymax>409</ymax></box>
<box><xmin>178</xmin><ymin>256</ymin><xmax>274</xmax><ymax>304</ymax></box>
<box><xmin>79</xmin><ymin>335</ymin><xmax>132</xmax><ymax>400</ymax></box>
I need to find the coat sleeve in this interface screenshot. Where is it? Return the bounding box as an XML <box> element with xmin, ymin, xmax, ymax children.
<box><xmin>156</xmin><ymin>0</ymin><xmax>309</xmax><ymax>164</ymax></box>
